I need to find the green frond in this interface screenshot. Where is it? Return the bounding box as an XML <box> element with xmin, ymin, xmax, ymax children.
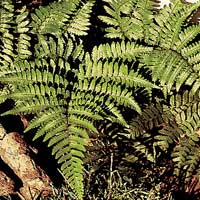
<box><xmin>91</xmin><ymin>41</ymin><xmax>153</xmax><ymax>62</ymax></box>
<box><xmin>99</xmin><ymin>0</ymin><xmax>144</xmax><ymax>39</ymax></box>
<box><xmin>69</xmin><ymin>115</ymin><xmax>98</xmax><ymax>133</ymax></box>
<box><xmin>134</xmin><ymin>0</ymin><xmax>155</xmax><ymax>40</ymax></box>
<box><xmin>65</xmin><ymin>42</ymin><xmax>162</xmax><ymax>132</ymax></box>
<box><xmin>128</xmin><ymin>103</ymin><xmax>169</xmax><ymax>139</ymax></box>
<box><xmin>20</xmin><ymin>101</ymin><xmax>89</xmax><ymax>199</ymax></box>
<box><xmin>33</xmin><ymin>114</ymin><xmax>66</xmax><ymax>141</ymax></box>
<box><xmin>188</xmin><ymin>52</ymin><xmax>200</xmax><ymax>65</ymax></box>
<box><xmin>50</xmin><ymin>125</ymin><xmax>89</xmax><ymax>199</ymax></box>
<box><xmin>181</xmin><ymin>41</ymin><xmax>200</xmax><ymax>58</ymax></box>
<box><xmin>0</xmin><ymin>0</ymin><xmax>14</xmax><ymax>33</ymax></box>
<box><xmin>66</xmin><ymin>1</ymin><xmax>95</xmax><ymax>36</ymax></box>
<box><xmin>0</xmin><ymin>2</ymin><xmax>32</xmax><ymax>66</ymax></box>
<box><xmin>31</xmin><ymin>0</ymin><xmax>94</xmax><ymax>38</ymax></box>
<box><xmin>15</xmin><ymin>6</ymin><xmax>32</xmax><ymax>60</ymax></box>
<box><xmin>1</xmin><ymin>96</ymin><xmax>65</xmax><ymax>116</ymax></box>
<box><xmin>148</xmin><ymin>1</ymin><xmax>200</xmax><ymax>47</ymax></box>
<box><xmin>143</xmin><ymin>0</ymin><xmax>200</xmax><ymax>94</ymax></box>
<box><xmin>35</xmin><ymin>34</ymin><xmax>84</xmax><ymax>61</ymax></box>
<box><xmin>167</xmin><ymin>90</ymin><xmax>200</xmax><ymax>136</ymax></box>
<box><xmin>175</xmin><ymin>25</ymin><xmax>200</xmax><ymax>51</ymax></box>
<box><xmin>68</xmin><ymin>104</ymin><xmax>104</xmax><ymax>121</ymax></box>
<box><xmin>0</xmin><ymin>32</ymin><xmax>15</xmax><ymax>66</ymax></box>
<box><xmin>25</xmin><ymin>107</ymin><xmax>66</xmax><ymax>133</ymax></box>
<box><xmin>79</xmin><ymin>55</ymin><xmax>157</xmax><ymax>113</ymax></box>
<box><xmin>0</xmin><ymin>83</ymin><xmax>69</xmax><ymax>103</ymax></box>
<box><xmin>0</xmin><ymin>0</ymin><xmax>15</xmax><ymax>66</ymax></box>
<box><xmin>43</xmin><ymin>124</ymin><xmax>67</xmax><ymax>142</ymax></box>
<box><xmin>72</xmin><ymin>40</ymin><xmax>85</xmax><ymax>61</ymax></box>
<box><xmin>70</xmin><ymin>88</ymin><xmax>128</xmax><ymax>125</ymax></box>
<box><xmin>155</xmin><ymin>120</ymin><xmax>182</xmax><ymax>151</ymax></box>
<box><xmin>105</xmin><ymin>100</ymin><xmax>129</xmax><ymax>126</ymax></box>
<box><xmin>172</xmin><ymin>135</ymin><xmax>200</xmax><ymax>181</ymax></box>
<box><xmin>142</xmin><ymin>49</ymin><xmax>194</xmax><ymax>93</ymax></box>
<box><xmin>31</xmin><ymin>1</ymin><xmax>77</xmax><ymax>34</ymax></box>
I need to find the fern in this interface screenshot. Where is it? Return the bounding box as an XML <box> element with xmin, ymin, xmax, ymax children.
<box><xmin>142</xmin><ymin>1</ymin><xmax>200</xmax><ymax>94</ymax></box>
<box><xmin>1</xmin><ymin>0</ymin><xmax>200</xmax><ymax>198</ymax></box>
<box><xmin>100</xmin><ymin>0</ymin><xmax>200</xmax><ymax>94</ymax></box>
<box><xmin>0</xmin><ymin>0</ymin><xmax>15</xmax><ymax>66</ymax></box>
<box><xmin>99</xmin><ymin>0</ymin><xmax>139</xmax><ymax>39</ymax></box>
<box><xmin>91</xmin><ymin>41</ymin><xmax>153</xmax><ymax>62</ymax></box>
<box><xmin>121</xmin><ymin>103</ymin><xmax>171</xmax><ymax>163</ymax></box>
<box><xmin>0</xmin><ymin>0</ymin><xmax>156</xmax><ymax>199</ymax></box>
<box><xmin>124</xmin><ymin>89</ymin><xmax>200</xmax><ymax>184</ymax></box>
<box><xmin>65</xmin><ymin>1</ymin><xmax>95</xmax><ymax>36</ymax></box>
<box><xmin>155</xmin><ymin>90</ymin><xmax>200</xmax><ymax>183</ymax></box>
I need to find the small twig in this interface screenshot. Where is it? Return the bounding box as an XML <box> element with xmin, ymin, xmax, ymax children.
<box><xmin>107</xmin><ymin>152</ymin><xmax>114</xmax><ymax>200</ymax></box>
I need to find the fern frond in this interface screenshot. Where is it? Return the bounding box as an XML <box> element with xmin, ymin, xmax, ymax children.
<box><xmin>15</xmin><ymin>6</ymin><xmax>32</xmax><ymax>60</ymax></box>
<box><xmin>0</xmin><ymin>0</ymin><xmax>14</xmax><ymax>33</ymax></box>
<box><xmin>148</xmin><ymin>1</ymin><xmax>200</xmax><ymax>47</ymax></box>
<box><xmin>83</xmin><ymin>57</ymin><xmax>156</xmax><ymax>89</ymax></box>
<box><xmin>167</xmin><ymin>90</ymin><xmax>200</xmax><ymax>138</ymax></box>
<box><xmin>35</xmin><ymin>34</ymin><xmax>85</xmax><ymax>62</ymax></box>
<box><xmin>0</xmin><ymin>31</ymin><xmax>15</xmax><ymax>65</ymax></box>
<box><xmin>0</xmin><ymin>2</ymin><xmax>32</xmax><ymax>66</ymax></box>
<box><xmin>0</xmin><ymin>0</ymin><xmax>15</xmax><ymax>66</ymax></box>
<box><xmin>49</xmin><ymin>124</ymin><xmax>89</xmax><ymax>199</ymax></box>
<box><xmin>68</xmin><ymin>104</ymin><xmax>104</xmax><ymax>121</ymax></box>
<box><xmin>31</xmin><ymin>1</ymin><xmax>77</xmax><ymax>34</ymax></box>
<box><xmin>142</xmin><ymin>49</ymin><xmax>192</xmax><ymax>92</ymax></box>
<box><xmin>175</xmin><ymin>25</ymin><xmax>200</xmax><ymax>51</ymax></box>
<box><xmin>172</xmin><ymin>135</ymin><xmax>200</xmax><ymax>181</ymax></box>
<box><xmin>139</xmin><ymin>1</ymin><xmax>200</xmax><ymax>94</ymax></box>
<box><xmin>134</xmin><ymin>0</ymin><xmax>155</xmax><ymax>40</ymax></box>
<box><xmin>155</xmin><ymin>90</ymin><xmax>200</xmax><ymax>181</ymax></box>
<box><xmin>33</xmin><ymin>114</ymin><xmax>66</xmax><ymax>141</ymax></box>
<box><xmin>100</xmin><ymin>0</ymin><xmax>156</xmax><ymax>40</ymax></box>
<box><xmin>99</xmin><ymin>0</ymin><xmax>144</xmax><ymax>39</ymax></box>
<box><xmin>25</xmin><ymin>107</ymin><xmax>66</xmax><ymax>132</ymax></box>
<box><xmin>78</xmin><ymin>54</ymin><xmax>158</xmax><ymax>115</ymax></box>
<box><xmin>181</xmin><ymin>41</ymin><xmax>200</xmax><ymax>58</ymax></box>
<box><xmin>91</xmin><ymin>41</ymin><xmax>153</xmax><ymax>62</ymax></box>
<box><xmin>69</xmin><ymin>115</ymin><xmax>97</xmax><ymax>133</ymax></box>
<box><xmin>66</xmin><ymin>1</ymin><xmax>95</xmax><ymax>36</ymax></box>
<box><xmin>127</xmin><ymin>103</ymin><xmax>169</xmax><ymax>139</ymax></box>
<box><xmin>1</xmin><ymin>96</ymin><xmax>65</xmax><ymax>115</ymax></box>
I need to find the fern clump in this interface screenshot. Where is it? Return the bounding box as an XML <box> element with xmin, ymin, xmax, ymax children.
<box><xmin>1</xmin><ymin>0</ymin><xmax>200</xmax><ymax>199</ymax></box>
<box><xmin>101</xmin><ymin>0</ymin><xmax>200</xmax><ymax>94</ymax></box>
<box><xmin>0</xmin><ymin>0</ymin><xmax>156</xmax><ymax>198</ymax></box>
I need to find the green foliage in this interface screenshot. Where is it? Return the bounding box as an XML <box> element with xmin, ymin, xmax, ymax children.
<box><xmin>127</xmin><ymin>90</ymin><xmax>200</xmax><ymax>186</ymax></box>
<box><xmin>0</xmin><ymin>0</ymin><xmax>156</xmax><ymax>199</ymax></box>
<box><xmin>1</xmin><ymin>0</ymin><xmax>200</xmax><ymax>199</ymax></box>
<box><xmin>160</xmin><ymin>91</ymin><xmax>200</xmax><ymax>182</ymax></box>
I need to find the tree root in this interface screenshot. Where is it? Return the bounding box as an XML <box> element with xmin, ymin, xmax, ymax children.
<box><xmin>0</xmin><ymin>126</ymin><xmax>52</xmax><ymax>199</ymax></box>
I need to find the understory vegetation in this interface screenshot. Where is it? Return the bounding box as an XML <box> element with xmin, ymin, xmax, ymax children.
<box><xmin>1</xmin><ymin>0</ymin><xmax>200</xmax><ymax>199</ymax></box>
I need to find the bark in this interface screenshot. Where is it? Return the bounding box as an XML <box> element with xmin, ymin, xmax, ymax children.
<box><xmin>0</xmin><ymin>170</ymin><xmax>15</xmax><ymax>196</ymax></box>
<box><xmin>0</xmin><ymin>128</ymin><xmax>52</xmax><ymax>199</ymax></box>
